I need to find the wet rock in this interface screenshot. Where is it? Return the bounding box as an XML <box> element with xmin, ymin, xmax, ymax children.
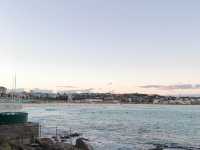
<box><xmin>36</xmin><ymin>138</ymin><xmax>54</xmax><ymax>149</ymax></box>
<box><xmin>36</xmin><ymin>138</ymin><xmax>79</xmax><ymax>150</ymax></box>
<box><xmin>75</xmin><ymin>138</ymin><xmax>94</xmax><ymax>150</ymax></box>
<box><xmin>69</xmin><ymin>132</ymin><xmax>81</xmax><ymax>138</ymax></box>
<box><xmin>50</xmin><ymin>143</ymin><xmax>79</xmax><ymax>150</ymax></box>
<box><xmin>0</xmin><ymin>136</ymin><xmax>92</xmax><ymax>150</ymax></box>
<box><xmin>60</xmin><ymin>132</ymin><xmax>81</xmax><ymax>140</ymax></box>
<box><xmin>37</xmin><ymin>138</ymin><xmax>54</xmax><ymax>145</ymax></box>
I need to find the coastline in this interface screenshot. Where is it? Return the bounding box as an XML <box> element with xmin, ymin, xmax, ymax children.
<box><xmin>21</xmin><ymin>100</ymin><xmax>200</xmax><ymax>105</ymax></box>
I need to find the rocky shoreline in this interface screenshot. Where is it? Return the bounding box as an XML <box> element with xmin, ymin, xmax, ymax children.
<box><xmin>0</xmin><ymin>137</ymin><xmax>94</xmax><ymax>150</ymax></box>
<box><xmin>2</xmin><ymin>139</ymin><xmax>199</xmax><ymax>150</ymax></box>
<box><xmin>0</xmin><ymin>122</ymin><xmax>94</xmax><ymax>150</ymax></box>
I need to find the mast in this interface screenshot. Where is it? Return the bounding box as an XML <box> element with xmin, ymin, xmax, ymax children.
<box><xmin>14</xmin><ymin>73</ymin><xmax>16</xmax><ymax>101</ymax></box>
<box><xmin>12</xmin><ymin>73</ymin><xmax>16</xmax><ymax>102</ymax></box>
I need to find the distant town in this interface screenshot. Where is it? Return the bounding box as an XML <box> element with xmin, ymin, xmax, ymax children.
<box><xmin>1</xmin><ymin>86</ymin><xmax>200</xmax><ymax>105</ymax></box>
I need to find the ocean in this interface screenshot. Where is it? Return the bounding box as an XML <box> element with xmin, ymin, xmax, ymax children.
<box><xmin>23</xmin><ymin>104</ymin><xmax>200</xmax><ymax>150</ymax></box>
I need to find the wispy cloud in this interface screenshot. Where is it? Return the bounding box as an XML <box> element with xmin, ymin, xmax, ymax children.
<box><xmin>56</xmin><ymin>85</ymin><xmax>77</xmax><ymax>88</ymax></box>
<box><xmin>81</xmin><ymin>88</ymin><xmax>95</xmax><ymax>92</ymax></box>
<box><xmin>140</xmin><ymin>84</ymin><xmax>200</xmax><ymax>90</ymax></box>
<box><xmin>58</xmin><ymin>88</ymin><xmax>95</xmax><ymax>93</ymax></box>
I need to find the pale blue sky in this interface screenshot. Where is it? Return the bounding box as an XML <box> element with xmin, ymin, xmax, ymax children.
<box><xmin>1</xmin><ymin>0</ymin><xmax>200</xmax><ymax>94</ymax></box>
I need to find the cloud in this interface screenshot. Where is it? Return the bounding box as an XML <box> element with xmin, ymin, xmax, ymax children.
<box><xmin>81</xmin><ymin>88</ymin><xmax>95</xmax><ymax>92</ymax></box>
<box><xmin>140</xmin><ymin>84</ymin><xmax>200</xmax><ymax>90</ymax></box>
<box><xmin>56</xmin><ymin>86</ymin><xmax>95</xmax><ymax>93</ymax></box>
<box><xmin>58</xmin><ymin>88</ymin><xmax>95</xmax><ymax>93</ymax></box>
<box><xmin>56</xmin><ymin>85</ymin><xmax>77</xmax><ymax>88</ymax></box>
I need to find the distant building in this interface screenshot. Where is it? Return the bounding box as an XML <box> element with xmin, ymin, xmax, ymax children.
<box><xmin>30</xmin><ymin>89</ymin><xmax>52</xmax><ymax>94</ymax></box>
<box><xmin>0</xmin><ymin>86</ymin><xmax>7</xmax><ymax>96</ymax></box>
<box><xmin>30</xmin><ymin>89</ymin><xmax>57</xmax><ymax>99</ymax></box>
<box><xmin>47</xmin><ymin>93</ymin><xmax>57</xmax><ymax>99</ymax></box>
<box><xmin>103</xmin><ymin>94</ymin><xmax>114</xmax><ymax>101</ymax></box>
<box><xmin>83</xmin><ymin>99</ymin><xmax>103</xmax><ymax>103</ymax></box>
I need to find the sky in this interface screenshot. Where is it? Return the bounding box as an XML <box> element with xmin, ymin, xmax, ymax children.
<box><xmin>1</xmin><ymin>0</ymin><xmax>200</xmax><ymax>95</ymax></box>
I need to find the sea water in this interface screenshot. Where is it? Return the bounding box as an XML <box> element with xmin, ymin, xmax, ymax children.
<box><xmin>23</xmin><ymin>104</ymin><xmax>200</xmax><ymax>150</ymax></box>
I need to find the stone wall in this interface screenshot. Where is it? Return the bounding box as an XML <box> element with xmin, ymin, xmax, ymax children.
<box><xmin>0</xmin><ymin>122</ymin><xmax>39</xmax><ymax>144</ymax></box>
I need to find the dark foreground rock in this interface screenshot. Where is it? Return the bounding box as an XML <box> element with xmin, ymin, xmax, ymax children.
<box><xmin>76</xmin><ymin>138</ymin><xmax>94</xmax><ymax>150</ymax></box>
<box><xmin>0</xmin><ymin>137</ymin><xmax>94</xmax><ymax>150</ymax></box>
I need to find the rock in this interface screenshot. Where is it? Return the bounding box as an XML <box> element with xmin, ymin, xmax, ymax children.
<box><xmin>36</xmin><ymin>138</ymin><xmax>54</xmax><ymax>150</ymax></box>
<box><xmin>37</xmin><ymin>138</ymin><xmax>54</xmax><ymax>145</ymax></box>
<box><xmin>0</xmin><ymin>142</ymin><xmax>11</xmax><ymax>150</ymax></box>
<box><xmin>63</xmin><ymin>143</ymin><xmax>77</xmax><ymax>150</ymax></box>
<box><xmin>0</xmin><ymin>138</ymin><xmax>12</xmax><ymax>150</ymax></box>
<box><xmin>37</xmin><ymin>139</ymin><xmax>78</xmax><ymax>150</ymax></box>
<box><xmin>69</xmin><ymin>132</ymin><xmax>81</xmax><ymax>138</ymax></box>
<box><xmin>9</xmin><ymin>142</ymin><xmax>35</xmax><ymax>150</ymax></box>
<box><xmin>75</xmin><ymin>138</ymin><xmax>94</xmax><ymax>150</ymax></box>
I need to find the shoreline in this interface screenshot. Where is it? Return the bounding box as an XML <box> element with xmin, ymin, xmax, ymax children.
<box><xmin>21</xmin><ymin>101</ymin><xmax>200</xmax><ymax>106</ymax></box>
<box><xmin>29</xmin><ymin>99</ymin><xmax>200</xmax><ymax>105</ymax></box>
<box><xmin>1</xmin><ymin>98</ymin><xmax>200</xmax><ymax>105</ymax></box>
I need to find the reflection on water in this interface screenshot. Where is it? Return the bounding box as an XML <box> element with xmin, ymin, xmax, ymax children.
<box><xmin>23</xmin><ymin>104</ymin><xmax>200</xmax><ymax>150</ymax></box>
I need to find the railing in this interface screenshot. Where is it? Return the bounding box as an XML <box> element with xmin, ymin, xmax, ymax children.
<box><xmin>38</xmin><ymin>124</ymin><xmax>82</xmax><ymax>144</ymax></box>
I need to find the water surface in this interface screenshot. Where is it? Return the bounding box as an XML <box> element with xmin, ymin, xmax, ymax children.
<box><xmin>23</xmin><ymin>104</ymin><xmax>200</xmax><ymax>150</ymax></box>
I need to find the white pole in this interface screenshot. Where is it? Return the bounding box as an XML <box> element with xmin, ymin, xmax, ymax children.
<box><xmin>14</xmin><ymin>73</ymin><xmax>16</xmax><ymax>102</ymax></box>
